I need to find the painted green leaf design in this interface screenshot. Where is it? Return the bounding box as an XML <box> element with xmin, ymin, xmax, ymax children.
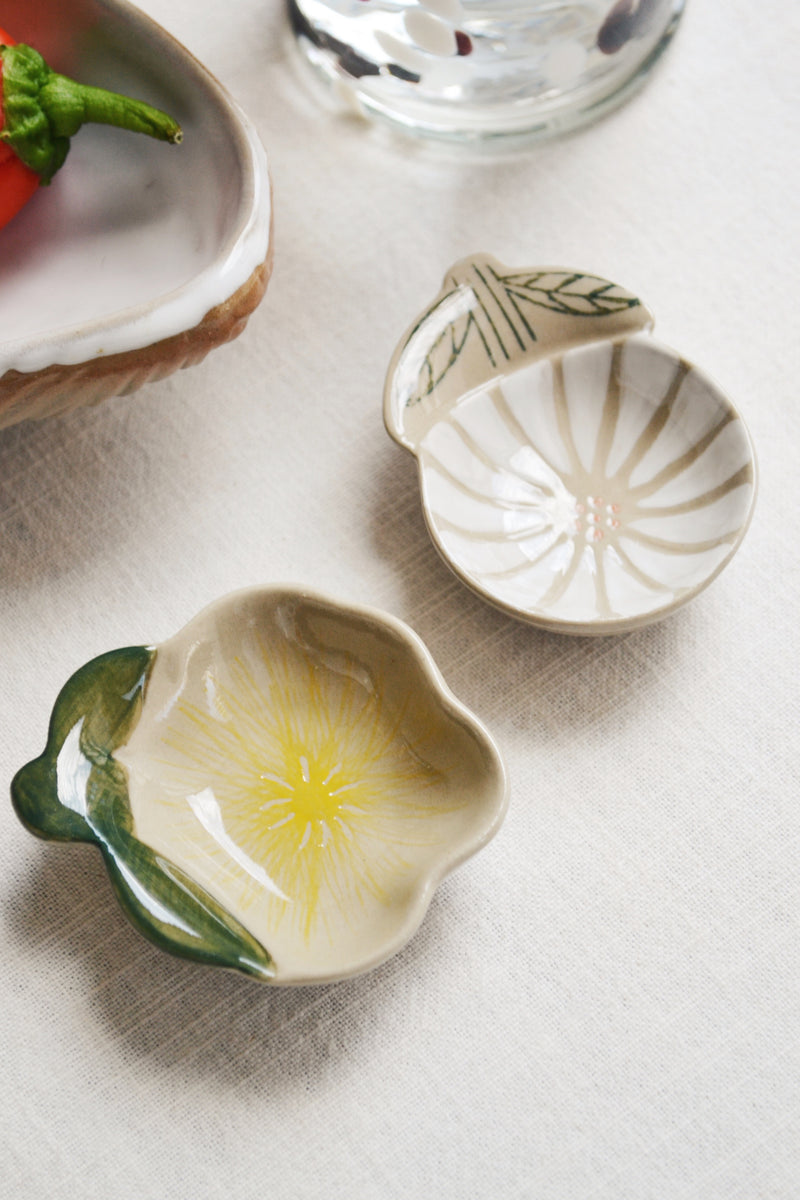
<box><xmin>99</xmin><ymin>818</ymin><xmax>276</xmax><ymax>981</ymax></box>
<box><xmin>497</xmin><ymin>270</ymin><xmax>642</xmax><ymax>318</ymax></box>
<box><xmin>11</xmin><ymin>646</ymin><xmax>153</xmax><ymax>843</ymax></box>
<box><xmin>11</xmin><ymin>645</ymin><xmax>275</xmax><ymax>982</ymax></box>
<box><xmin>401</xmin><ymin>258</ymin><xmax>645</xmax><ymax>411</ymax></box>
<box><xmin>410</xmin><ymin>291</ymin><xmax>487</xmax><ymax>404</ymax></box>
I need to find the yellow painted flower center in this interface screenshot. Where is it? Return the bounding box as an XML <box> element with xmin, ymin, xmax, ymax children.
<box><xmin>259</xmin><ymin>753</ymin><xmax>367</xmax><ymax>851</ymax></box>
<box><xmin>150</xmin><ymin>644</ymin><xmax>454</xmax><ymax>945</ymax></box>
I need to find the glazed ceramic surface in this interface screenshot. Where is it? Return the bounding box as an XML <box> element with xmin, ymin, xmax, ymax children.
<box><xmin>11</xmin><ymin>587</ymin><xmax>507</xmax><ymax>984</ymax></box>
<box><xmin>384</xmin><ymin>255</ymin><xmax>757</xmax><ymax>634</ymax></box>
<box><xmin>0</xmin><ymin>0</ymin><xmax>272</xmax><ymax>429</ymax></box>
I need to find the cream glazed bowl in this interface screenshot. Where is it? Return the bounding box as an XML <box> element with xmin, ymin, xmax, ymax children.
<box><xmin>11</xmin><ymin>586</ymin><xmax>508</xmax><ymax>985</ymax></box>
<box><xmin>0</xmin><ymin>0</ymin><xmax>272</xmax><ymax>430</ymax></box>
<box><xmin>384</xmin><ymin>255</ymin><xmax>757</xmax><ymax>635</ymax></box>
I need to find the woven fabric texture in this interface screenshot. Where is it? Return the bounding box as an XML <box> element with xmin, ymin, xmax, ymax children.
<box><xmin>1</xmin><ymin>1</ymin><xmax>798</xmax><ymax>1196</ymax></box>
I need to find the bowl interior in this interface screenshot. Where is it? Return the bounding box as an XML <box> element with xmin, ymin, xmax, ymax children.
<box><xmin>416</xmin><ymin>334</ymin><xmax>756</xmax><ymax>633</ymax></box>
<box><xmin>116</xmin><ymin>589</ymin><xmax>504</xmax><ymax>983</ymax></box>
<box><xmin>0</xmin><ymin>0</ymin><xmax>259</xmax><ymax>367</ymax></box>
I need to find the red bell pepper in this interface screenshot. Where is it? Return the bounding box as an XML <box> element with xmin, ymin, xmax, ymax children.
<box><xmin>0</xmin><ymin>28</ymin><xmax>38</xmax><ymax>229</ymax></box>
<box><xmin>0</xmin><ymin>24</ymin><xmax>181</xmax><ymax>230</ymax></box>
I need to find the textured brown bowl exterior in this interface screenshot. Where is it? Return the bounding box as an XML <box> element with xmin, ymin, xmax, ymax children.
<box><xmin>0</xmin><ymin>244</ymin><xmax>273</xmax><ymax>432</ymax></box>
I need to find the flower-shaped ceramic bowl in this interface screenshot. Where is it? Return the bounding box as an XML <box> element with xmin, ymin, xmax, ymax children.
<box><xmin>384</xmin><ymin>255</ymin><xmax>757</xmax><ymax>635</ymax></box>
<box><xmin>12</xmin><ymin>586</ymin><xmax>507</xmax><ymax>984</ymax></box>
<box><xmin>0</xmin><ymin>0</ymin><xmax>272</xmax><ymax>430</ymax></box>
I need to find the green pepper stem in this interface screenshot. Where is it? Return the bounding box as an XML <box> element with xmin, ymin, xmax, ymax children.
<box><xmin>41</xmin><ymin>74</ymin><xmax>182</xmax><ymax>145</ymax></box>
<box><xmin>0</xmin><ymin>43</ymin><xmax>182</xmax><ymax>183</ymax></box>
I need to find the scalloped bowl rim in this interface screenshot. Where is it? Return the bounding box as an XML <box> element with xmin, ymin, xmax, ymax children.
<box><xmin>12</xmin><ymin>584</ymin><xmax>509</xmax><ymax>985</ymax></box>
<box><xmin>133</xmin><ymin>585</ymin><xmax>510</xmax><ymax>984</ymax></box>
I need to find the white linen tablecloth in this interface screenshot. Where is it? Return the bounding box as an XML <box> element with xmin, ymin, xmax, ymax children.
<box><xmin>2</xmin><ymin>1</ymin><xmax>798</xmax><ymax>1196</ymax></box>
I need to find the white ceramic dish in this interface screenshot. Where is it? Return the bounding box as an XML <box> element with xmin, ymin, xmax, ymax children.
<box><xmin>12</xmin><ymin>586</ymin><xmax>508</xmax><ymax>984</ymax></box>
<box><xmin>0</xmin><ymin>0</ymin><xmax>272</xmax><ymax>429</ymax></box>
<box><xmin>384</xmin><ymin>255</ymin><xmax>757</xmax><ymax>635</ymax></box>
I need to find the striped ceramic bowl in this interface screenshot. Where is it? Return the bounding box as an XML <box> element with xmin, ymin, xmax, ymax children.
<box><xmin>384</xmin><ymin>255</ymin><xmax>756</xmax><ymax>635</ymax></box>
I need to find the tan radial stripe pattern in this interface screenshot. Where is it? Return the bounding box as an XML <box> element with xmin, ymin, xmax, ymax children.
<box><xmin>417</xmin><ymin>336</ymin><xmax>756</xmax><ymax>628</ymax></box>
<box><xmin>592</xmin><ymin>341</ymin><xmax>624</xmax><ymax>475</ymax></box>
<box><xmin>612</xmin><ymin>358</ymin><xmax>691</xmax><ymax>485</ymax></box>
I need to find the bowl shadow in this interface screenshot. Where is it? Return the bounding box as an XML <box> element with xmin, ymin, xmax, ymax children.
<box><xmin>7</xmin><ymin>837</ymin><xmax>460</xmax><ymax>1095</ymax></box>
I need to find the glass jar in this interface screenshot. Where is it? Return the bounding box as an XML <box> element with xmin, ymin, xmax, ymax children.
<box><xmin>288</xmin><ymin>0</ymin><xmax>686</xmax><ymax>144</ymax></box>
